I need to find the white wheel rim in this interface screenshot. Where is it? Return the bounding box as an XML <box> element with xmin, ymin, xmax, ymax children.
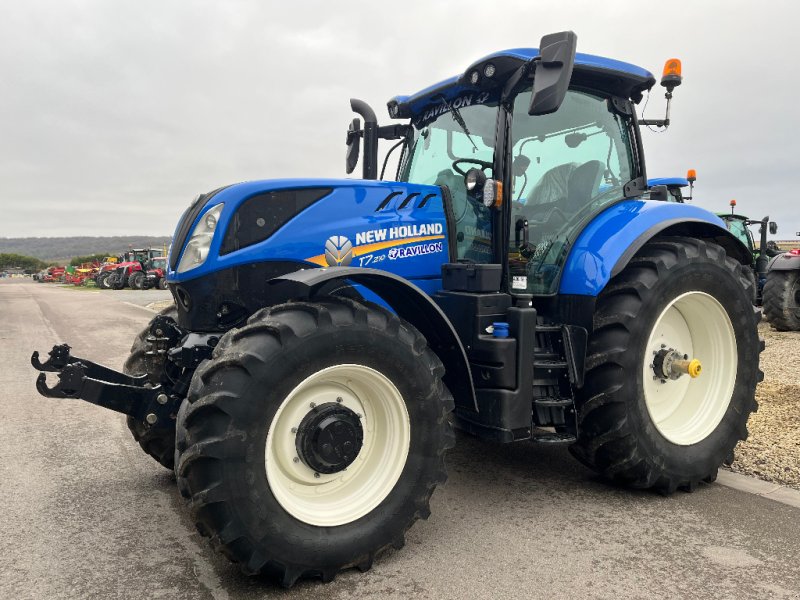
<box><xmin>642</xmin><ymin>291</ymin><xmax>737</xmax><ymax>446</ymax></box>
<box><xmin>265</xmin><ymin>364</ymin><xmax>410</xmax><ymax>527</ymax></box>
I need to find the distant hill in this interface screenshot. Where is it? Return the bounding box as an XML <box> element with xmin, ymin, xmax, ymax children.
<box><xmin>0</xmin><ymin>236</ymin><xmax>172</xmax><ymax>262</ymax></box>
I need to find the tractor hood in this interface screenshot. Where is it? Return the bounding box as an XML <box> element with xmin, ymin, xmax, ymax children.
<box><xmin>166</xmin><ymin>178</ymin><xmax>451</xmax><ymax>286</ymax></box>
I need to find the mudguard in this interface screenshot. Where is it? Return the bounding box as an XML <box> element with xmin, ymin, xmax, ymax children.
<box><xmin>560</xmin><ymin>200</ymin><xmax>750</xmax><ymax>296</ymax></box>
<box><xmin>767</xmin><ymin>251</ymin><xmax>800</xmax><ymax>272</ymax></box>
<box><xmin>271</xmin><ymin>267</ymin><xmax>477</xmax><ymax>412</ymax></box>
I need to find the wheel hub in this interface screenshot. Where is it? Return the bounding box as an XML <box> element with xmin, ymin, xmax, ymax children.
<box><xmin>652</xmin><ymin>348</ymin><xmax>702</xmax><ymax>382</ymax></box>
<box><xmin>295</xmin><ymin>402</ymin><xmax>363</xmax><ymax>474</ymax></box>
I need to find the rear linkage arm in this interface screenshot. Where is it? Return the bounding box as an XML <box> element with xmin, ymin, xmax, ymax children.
<box><xmin>31</xmin><ymin>343</ymin><xmax>176</xmax><ymax>429</ymax></box>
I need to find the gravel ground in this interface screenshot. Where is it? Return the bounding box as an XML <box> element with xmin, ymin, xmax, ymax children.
<box><xmin>730</xmin><ymin>321</ymin><xmax>800</xmax><ymax>490</ymax></box>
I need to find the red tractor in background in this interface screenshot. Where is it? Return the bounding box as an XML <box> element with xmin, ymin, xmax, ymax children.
<box><xmin>95</xmin><ymin>257</ymin><xmax>120</xmax><ymax>289</ymax></box>
<box><xmin>104</xmin><ymin>248</ymin><xmax>161</xmax><ymax>290</ymax></box>
<box><xmin>136</xmin><ymin>256</ymin><xmax>168</xmax><ymax>290</ymax></box>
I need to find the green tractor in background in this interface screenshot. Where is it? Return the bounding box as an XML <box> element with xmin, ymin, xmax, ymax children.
<box><xmin>718</xmin><ymin>199</ymin><xmax>779</xmax><ymax>305</ymax></box>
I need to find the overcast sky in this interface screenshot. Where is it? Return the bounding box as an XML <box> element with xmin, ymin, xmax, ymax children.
<box><xmin>2</xmin><ymin>0</ymin><xmax>798</xmax><ymax>238</ymax></box>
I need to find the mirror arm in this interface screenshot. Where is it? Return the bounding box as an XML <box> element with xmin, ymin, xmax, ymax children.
<box><xmin>377</xmin><ymin>124</ymin><xmax>411</xmax><ymax>140</ymax></box>
<box><xmin>502</xmin><ymin>60</ymin><xmax>535</xmax><ymax>103</ymax></box>
<box><xmin>639</xmin><ymin>90</ymin><xmax>673</xmax><ymax>127</ymax></box>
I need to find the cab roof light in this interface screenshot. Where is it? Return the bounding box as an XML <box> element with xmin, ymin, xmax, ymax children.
<box><xmin>661</xmin><ymin>58</ymin><xmax>682</xmax><ymax>91</ymax></box>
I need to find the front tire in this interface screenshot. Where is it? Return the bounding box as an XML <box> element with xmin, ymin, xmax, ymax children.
<box><xmin>97</xmin><ymin>272</ymin><xmax>112</xmax><ymax>289</ymax></box>
<box><xmin>763</xmin><ymin>270</ymin><xmax>800</xmax><ymax>331</ymax></box>
<box><xmin>128</xmin><ymin>271</ymin><xmax>145</xmax><ymax>290</ymax></box>
<box><xmin>570</xmin><ymin>237</ymin><xmax>762</xmax><ymax>493</ymax></box>
<box><xmin>123</xmin><ymin>305</ymin><xmax>179</xmax><ymax>469</ymax></box>
<box><xmin>176</xmin><ymin>297</ymin><xmax>454</xmax><ymax>585</ymax></box>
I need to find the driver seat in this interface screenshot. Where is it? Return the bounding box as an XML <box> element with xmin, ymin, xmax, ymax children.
<box><xmin>565</xmin><ymin>160</ymin><xmax>605</xmax><ymax>212</ymax></box>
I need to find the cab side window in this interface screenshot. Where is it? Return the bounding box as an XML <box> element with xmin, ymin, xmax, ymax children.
<box><xmin>508</xmin><ymin>89</ymin><xmax>635</xmax><ymax>294</ymax></box>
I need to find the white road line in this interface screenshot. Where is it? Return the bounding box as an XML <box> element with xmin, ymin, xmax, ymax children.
<box><xmin>122</xmin><ymin>301</ymin><xmax>158</xmax><ymax>313</ymax></box>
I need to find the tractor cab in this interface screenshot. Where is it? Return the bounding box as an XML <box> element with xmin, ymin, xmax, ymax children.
<box><xmin>388</xmin><ymin>42</ymin><xmax>684</xmax><ymax>295</ymax></box>
<box><xmin>720</xmin><ymin>213</ymin><xmax>757</xmax><ymax>255</ymax></box>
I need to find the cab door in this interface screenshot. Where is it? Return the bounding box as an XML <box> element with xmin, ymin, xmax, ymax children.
<box><xmin>507</xmin><ymin>88</ymin><xmax>638</xmax><ymax>294</ymax></box>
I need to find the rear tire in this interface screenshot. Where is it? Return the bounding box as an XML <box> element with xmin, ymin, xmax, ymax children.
<box><xmin>123</xmin><ymin>305</ymin><xmax>179</xmax><ymax>470</ymax></box>
<box><xmin>176</xmin><ymin>297</ymin><xmax>454</xmax><ymax>585</ymax></box>
<box><xmin>569</xmin><ymin>237</ymin><xmax>762</xmax><ymax>493</ymax></box>
<box><xmin>742</xmin><ymin>267</ymin><xmax>758</xmax><ymax>305</ymax></box>
<box><xmin>763</xmin><ymin>270</ymin><xmax>800</xmax><ymax>331</ymax></box>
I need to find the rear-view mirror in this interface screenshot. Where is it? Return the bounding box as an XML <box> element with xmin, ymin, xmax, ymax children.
<box><xmin>529</xmin><ymin>31</ymin><xmax>578</xmax><ymax>116</ymax></box>
<box><xmin>345</xmin><ymin>118</ymin><xmax>361</xmax><ymax>175</ymax></box>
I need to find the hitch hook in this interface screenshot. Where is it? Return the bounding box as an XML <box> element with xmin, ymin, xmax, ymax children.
<box><xmin>31</xmin><ymin>344</ymin><xmax>73</xmax><ymax>372</ymax></box>
<box><xmin>35</xmin><ymin>363</ymin><xmax>86</xmax><ymax>399</ymax></box>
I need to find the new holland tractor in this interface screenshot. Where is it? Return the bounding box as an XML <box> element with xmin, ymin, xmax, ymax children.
<box><xmin>31</xmin><ymin>33</ymin><xmax>762</xmax><ymax>586</ymax></box>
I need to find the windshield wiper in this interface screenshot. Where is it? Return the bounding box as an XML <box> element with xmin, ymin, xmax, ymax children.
<box><xmin>435</xmin><ymin>94</ymin><xmax>478</xmax><ymax>152</ymax></box>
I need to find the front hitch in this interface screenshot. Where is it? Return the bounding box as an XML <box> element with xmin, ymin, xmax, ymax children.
<box><xmin>31</xmin><ymin>344</ymin><xmax>179</xmax><ymax>428</ymax></box>
<box><xmin>31</xmin><ymin>343</ymin><xmax>75</xmax><ymax>372</ymax></box>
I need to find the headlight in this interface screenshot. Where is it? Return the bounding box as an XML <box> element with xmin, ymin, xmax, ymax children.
<box><xmin>177</xmin><ymin>203</ymin><xmax>223</xmax><ymax>273</ymax></box>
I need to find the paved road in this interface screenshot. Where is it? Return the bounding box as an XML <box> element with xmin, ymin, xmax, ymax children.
<box><xmin>2</xmin><ymin>280</ymin><xmax>799</xmax><ymax>599</ymax></box>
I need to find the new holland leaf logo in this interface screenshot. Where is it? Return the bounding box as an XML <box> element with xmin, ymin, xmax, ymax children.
<box><xmin>324</xmin><ymin>236</ymin><xmax>354</xmax><ymax>266</ymax></box>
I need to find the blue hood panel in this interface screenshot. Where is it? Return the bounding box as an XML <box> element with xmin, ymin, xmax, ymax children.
<box><xmin>168</xmin><ymin>179</ymin><xmax>450</xmax><ymax>284</ymax></box>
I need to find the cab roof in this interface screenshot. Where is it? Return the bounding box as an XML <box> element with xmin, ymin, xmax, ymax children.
<box><xmin>648</xmin><ymin>177</ymin><xmax>689</xmax><ymax>188</ymax></box>
<box><xmin>389</xmin><ymin>48</ymin><xmax>656</xmax><ymax>121</ymax></box>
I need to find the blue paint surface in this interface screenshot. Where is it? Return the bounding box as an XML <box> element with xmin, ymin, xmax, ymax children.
<box><xmin>390</xmin><ymin>48</ymin><xmax>655</xmax><ymax>119</ymax></box>
<box><xmin>559</xmin><ymin>200</ymin><xmax>727</xmax><ymax>296</ymax></box>
<box><xmin>167</xmin><ymin>179</ymin><xmax>450</xmax><ymax>285</ymax></box>
<box><xmin>648</xmin><ymin>177</ymin><xmax>689</xmax><ymax>188</ymax></box>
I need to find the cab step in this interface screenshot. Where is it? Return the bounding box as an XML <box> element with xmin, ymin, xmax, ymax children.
<box><xmin>530</xmin><ymin>428</ymin><xmax>576</xmax><ymax>444</ymax></box>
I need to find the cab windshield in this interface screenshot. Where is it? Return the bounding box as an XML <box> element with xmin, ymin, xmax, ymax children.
<box><xmin>399</xmin><ymin>93</ymin><xmax>499</xmax><ymax>262</ymax></box>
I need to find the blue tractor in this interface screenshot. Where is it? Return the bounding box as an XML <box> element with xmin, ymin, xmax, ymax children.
<box><xmin>32</xmin><ymin>32</ymin><xmax>762</xmax><ymax>585</ymax></box>
<box><xmin>646</xmin><ymin>168</ymin><xmax>696</xmax><ymax>203</ymax></box>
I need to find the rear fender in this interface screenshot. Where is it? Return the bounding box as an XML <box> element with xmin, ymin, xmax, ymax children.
<box><xmin>767</xmin><ymin>252</ymin><xmax>800</xmax><ymax>271</ymax></box>
<box><xmin>270</xmin><ymin>267</ymin><xmax>477</xmax><ymax>412</ymax></box>
<box><xmin>560</xmin><ymin>200</ymin><xmax>751</xmax><ymax>296</ymax></box>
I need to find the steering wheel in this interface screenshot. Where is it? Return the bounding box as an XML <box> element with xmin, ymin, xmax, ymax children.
<box><xmin>452</xmin><ymin>158</ymin><xmax>493</xmax><ymax>177</ymax></box>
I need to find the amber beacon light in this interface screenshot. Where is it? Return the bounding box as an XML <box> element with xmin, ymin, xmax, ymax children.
<box><xmin>661</xmin><ymin>58</ymin><xmax>682</xmax><ymax>90</ymax></box>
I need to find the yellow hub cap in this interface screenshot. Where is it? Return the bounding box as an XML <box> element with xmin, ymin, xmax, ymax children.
<box><xmin>687</xmin><ymin>358</ymin><xmax>702</xmax><ymax>378</ymax></box>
